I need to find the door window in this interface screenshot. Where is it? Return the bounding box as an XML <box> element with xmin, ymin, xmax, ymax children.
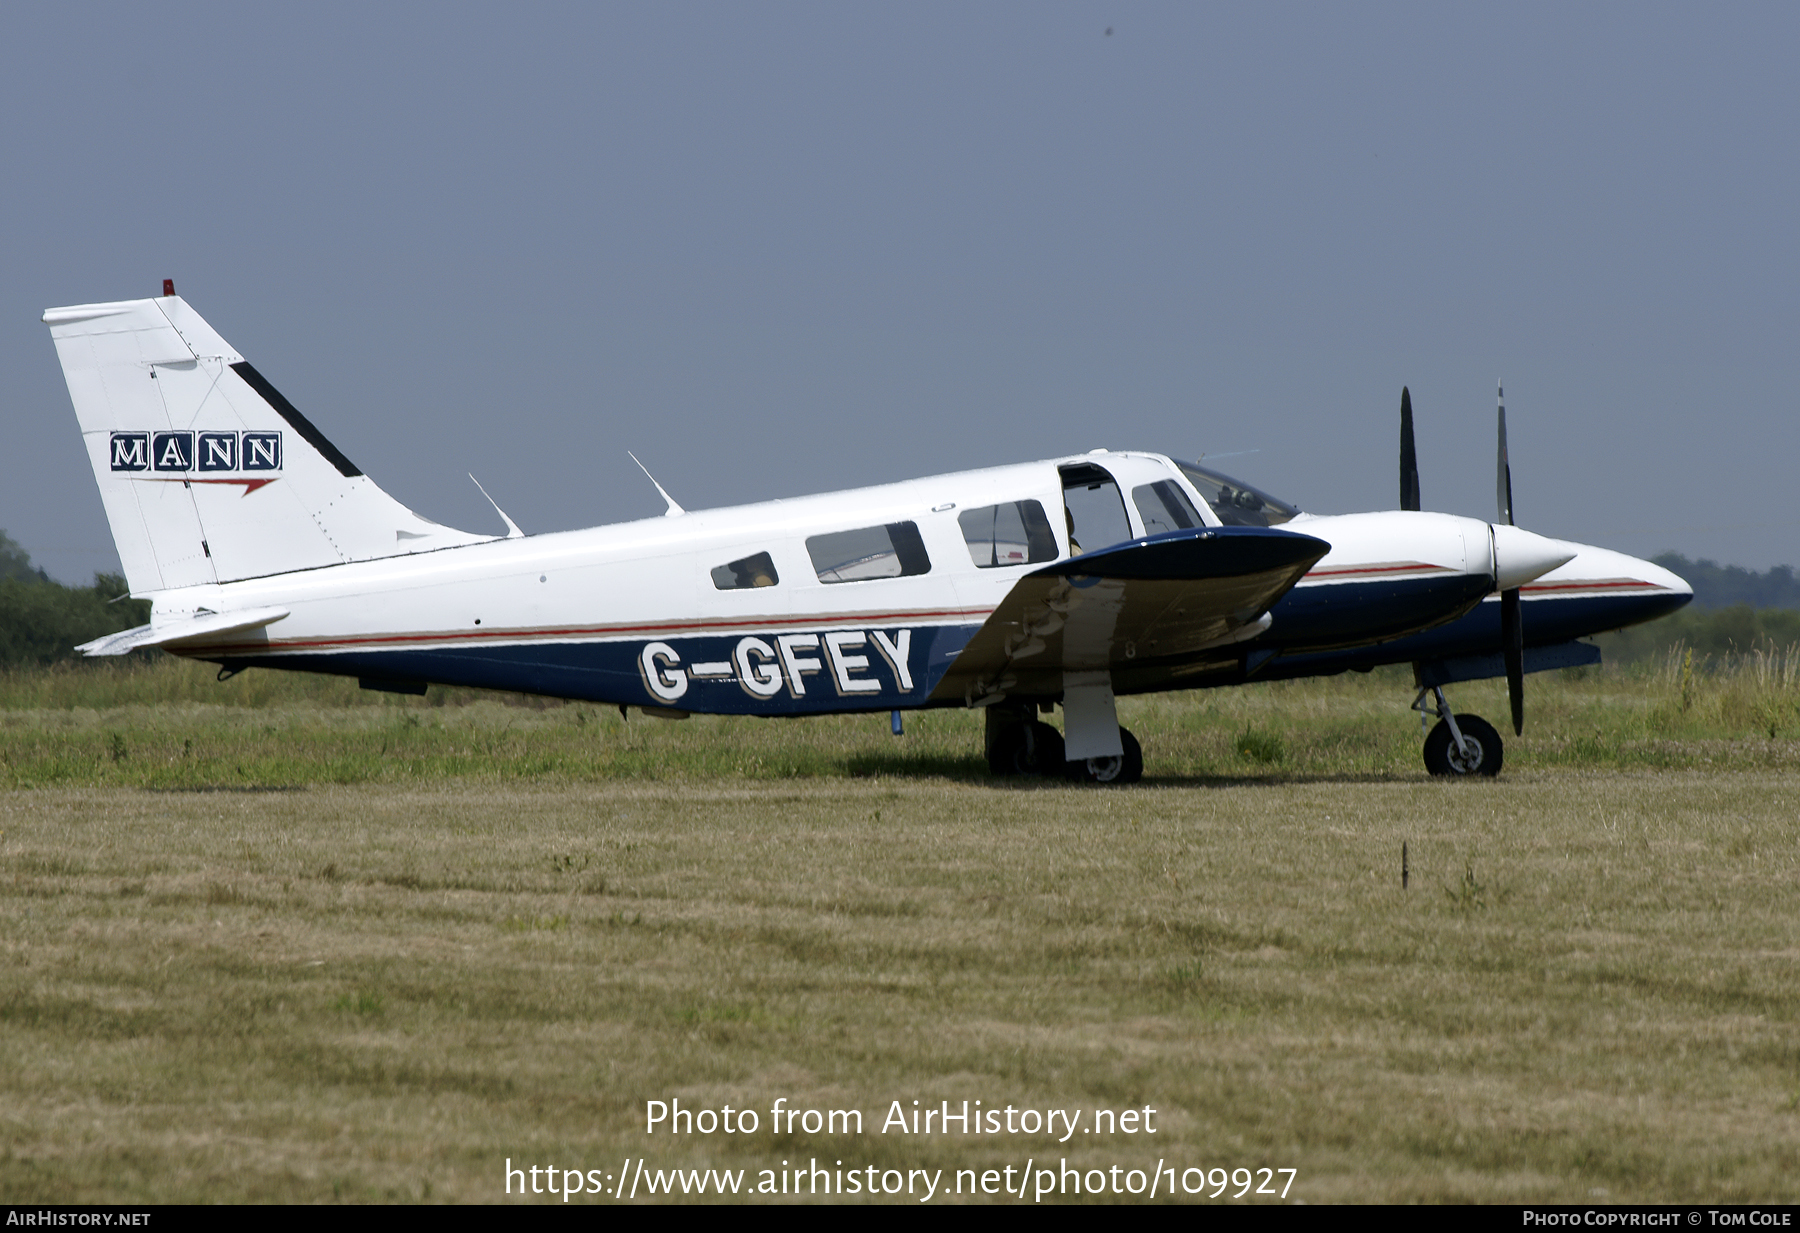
<box><xmin>1132</xmin><ymin>480</ymin><xmax>1204</xmax><ymax>536</ymax></box>
<box><xmin>958</xmin><ymin>500</ymin><xmax>1058</xmax><ymax>568</ymax></box>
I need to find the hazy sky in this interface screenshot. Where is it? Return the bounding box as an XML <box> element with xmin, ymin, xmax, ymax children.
<box><xmin>4</xmin><ymin>3</ymin><xmax>1795</xmax><ymax>583</ymax></box>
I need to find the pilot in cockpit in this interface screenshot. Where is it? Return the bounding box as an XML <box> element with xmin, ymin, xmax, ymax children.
<box><xmin>1177</xmin><ymin>461</ymin><xmax>1300</xmax><ymax>529</ymax></box>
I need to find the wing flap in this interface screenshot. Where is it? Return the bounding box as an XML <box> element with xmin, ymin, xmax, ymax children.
<box><xmin>930</xmin><ymin>527</ymin><xmax>1328</xmax><ymax>704</ymax></box>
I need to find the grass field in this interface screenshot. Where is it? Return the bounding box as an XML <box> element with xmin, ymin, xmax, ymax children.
<box><xmin>2</xmin><ymin>644</ymin><xmax>1797</xmax><ymax>791</ymax></box>
<box><xmin>2</xmin><ymin>654</ymin><xmax>1798</xmax><ymax>1203</ymax></box>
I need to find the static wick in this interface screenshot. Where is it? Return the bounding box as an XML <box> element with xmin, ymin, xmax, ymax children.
<box><xmin>1402</xmin><ymin>841</ymin><xmax>1409</xmax><ymax>890</ymax></box>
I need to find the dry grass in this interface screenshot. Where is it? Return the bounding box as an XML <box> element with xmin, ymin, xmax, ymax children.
<box><xmin>3</xmin><ymin>771</ymin><xmax>1798</xmax><ymax>1203</ymax></box>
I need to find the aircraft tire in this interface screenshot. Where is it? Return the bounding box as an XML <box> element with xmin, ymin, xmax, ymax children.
<box><xmin>1028</xmin><ymin>722</ymin><xmax>1066</xmax><ymax>776</ymax></box>
<box><xmin>1423</xmin><ymin>714</ymin><xmax>1503</xmax><ymax>777</ymax></box>
<box><xmin>1066</xmin><ymin>726</ymin><xmax>1143</xmax><ymax>785</ymax></box>
<box><xmin>987</xmin><ymin>725</ymin><xmax>1025</xmax><ymax>776</ymax></box>
<box><xmin>988</xmin><ymin>720</ymin><xmax>1066</xmax><ymax>777</ymax></box>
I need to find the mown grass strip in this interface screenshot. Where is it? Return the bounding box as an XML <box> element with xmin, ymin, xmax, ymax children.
<box><xmin>2</xmin><ymin>775</ymin><xmax>1797</xmax><ymax>1202</ymax></box>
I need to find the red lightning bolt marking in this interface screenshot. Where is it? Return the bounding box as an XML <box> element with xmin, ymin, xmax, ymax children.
<box><xmin>136</xmin><ymin>478</ymin><xmax>278</xmax><ymax>497</ymax></box>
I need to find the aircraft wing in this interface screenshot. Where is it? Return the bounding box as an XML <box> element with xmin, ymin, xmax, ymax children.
<box><xmin>76</xmin><ymin>607</ymin><xmax>290</xmax><ymax>657</ymax></box>
<box><xmin>930</xmin><ymin>526</ymin><xmax>1329</xmax><ymax>705</ymax></box>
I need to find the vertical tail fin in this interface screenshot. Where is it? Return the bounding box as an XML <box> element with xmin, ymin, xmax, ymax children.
<box><xmin>44</xmin><ymin>292</ymin><xmax>492</xmax><ymax>593</ymax></box>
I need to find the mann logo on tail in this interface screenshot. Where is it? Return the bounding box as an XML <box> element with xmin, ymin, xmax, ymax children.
<box><xmin>111</xmin><ymin>430</ymin><xmax>282</xmax><ymax>474</ymax></box>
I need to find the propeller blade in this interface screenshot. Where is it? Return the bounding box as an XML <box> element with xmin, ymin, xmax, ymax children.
<box><xmin>1502</xmin><ymin>585</ymin><xmax>1524</xmax><ymax>735</ymax></box>
<box><xmin>1496</xmin><ymin>382</ymin><xmax>1513</xmax><ymax>526</ymax></box>
<box><xmin>1400</xmin><ymin>386</ymin><xmax>1420</xmax><ymax>512</ymax></box>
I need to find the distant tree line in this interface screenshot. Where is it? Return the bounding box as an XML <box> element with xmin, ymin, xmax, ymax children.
<box><xmin>1650</xmin><ymin>553</ymin><xmax>1800</xmax><ymax>610</ymax></box>
<box><xmin>1594</xmin><ymin>604</ymin><xmax>1800</xmax><ymax>664</ymax></box>
<box><xmin>0</xmin><ymin>531</ymin><xmax>151</xmax><ymax>666</ymax></box>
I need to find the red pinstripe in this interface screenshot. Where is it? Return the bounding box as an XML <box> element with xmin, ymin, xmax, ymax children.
<box><xmin>194</xmin><ymin>605</ymin><xmax>994</xmax><ymax>655</ymax></box>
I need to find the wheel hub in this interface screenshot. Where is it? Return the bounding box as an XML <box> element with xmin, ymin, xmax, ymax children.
<box><xmin>1445</xmin><ymin>736</ymin><xmax>1485</xmax><ymax>774</ymax></box>
<box><xmin>1085</xmin><ymin>755</ymin><xmax>1124</xmax><ymax>782</ymax></box>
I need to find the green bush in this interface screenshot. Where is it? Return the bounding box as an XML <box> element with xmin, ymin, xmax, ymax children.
<box><xmin>1594</xmin><ymin>605</ymin><xmax>1800</xmax><ymax>666</ymax></box>
<box><xmin>0</xmin><ymin>531</ymin><xmax>151</xmax><ymax>666</ymax></box>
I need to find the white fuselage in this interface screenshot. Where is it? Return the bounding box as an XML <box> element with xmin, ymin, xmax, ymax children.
<box><xmin>132</xmin><ymin>449</ymin><xmax>1633</xmax><ymax>713</ymax></box>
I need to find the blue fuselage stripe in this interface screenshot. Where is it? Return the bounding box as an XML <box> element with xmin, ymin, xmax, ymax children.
<box><xmin>219</xmin><ymin>624</ymin><xmax>982</xmax><ymax>714</ymax></box>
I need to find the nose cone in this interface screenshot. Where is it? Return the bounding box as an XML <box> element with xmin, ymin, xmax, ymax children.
<box><xmin>1517</xmin><ymin>543</ymin><xmax>1693</xmax><ymax>635</ymax></box>
<box><xmin>1633</xmin><ymin>554</ymin><xmax>1694</xmax><ymax>599</ymax></box>
<box><xmin>1491</xmin><ymin>524</ymin><xmax>1578</xmax><ymax>591</ymax></box>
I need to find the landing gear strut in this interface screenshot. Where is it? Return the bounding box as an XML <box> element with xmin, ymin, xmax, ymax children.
<box><xmin>1413</xmin><ymin>686</ymin><xmax>1503</xmax><ymax>777</ymax></box>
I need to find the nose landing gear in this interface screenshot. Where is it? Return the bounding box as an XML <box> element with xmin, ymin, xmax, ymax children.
<box><xmin>1413</xmin><ymin>686</ymin><xmax>1503</xmax><ymax>777</ymax></box>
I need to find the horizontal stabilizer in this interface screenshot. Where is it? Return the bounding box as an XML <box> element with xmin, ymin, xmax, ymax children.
<box><xmin>77</xmin><ymin>606</ymin><xmax>290</xmax><ymax>657</ymax></box>
<box><xmin>931</xmin><ymin>526</ymin><xmax>1328</xmax><ymax>704</ymax></box>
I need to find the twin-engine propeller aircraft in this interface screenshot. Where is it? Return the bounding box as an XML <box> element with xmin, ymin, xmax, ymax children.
<box><xmin>45</xmin><ymin>286</ymin><xmax>1689</xmax><ymax>782</ymax></box>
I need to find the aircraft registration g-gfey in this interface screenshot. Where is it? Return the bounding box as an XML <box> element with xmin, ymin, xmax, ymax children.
<box><xmin>44</xmin><ymin>285</ymin><xmax>1691</xmax><ymax>783</ymax></box>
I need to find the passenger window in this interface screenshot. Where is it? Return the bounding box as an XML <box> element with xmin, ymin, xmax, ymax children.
<box><xmin>711</xmin><ymin>550</ymin><xmax>779</xmax><ymax>590</ymax></box>
<box><xmin>958</xmin><ymin>500</ymin><xmax>1059</xmax><ymax>568</ymax></box>
<box><xmin>807</xmin><ymin>522</ymin><xmax>932</xmax><ymax>583</ymax></box>
<box><xmin>1132</xmin><ymin>481</ymin><xmax>1203</xmax><ymax>536</ymax></box>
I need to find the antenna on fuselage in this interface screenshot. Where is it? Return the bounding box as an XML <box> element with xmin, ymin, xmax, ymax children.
<box><xmin>468</xmin><ymin>474</ymin><xmax>525</xmax><ymax>539</ymax></box>
<box><xmin>628</xmin><ymin>452</ymin><xmax>686</xmax><ymax>517</ymax></box>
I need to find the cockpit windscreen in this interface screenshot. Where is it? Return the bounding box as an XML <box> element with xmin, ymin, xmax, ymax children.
<box><xmin>1177</xmin><ymin>461</ymin><xmax>1300</xmax><ymax>528</ymax></box>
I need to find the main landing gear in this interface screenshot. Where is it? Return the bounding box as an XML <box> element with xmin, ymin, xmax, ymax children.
<box><xmin>985</xmin><ymin>705</ymin><xmax>1143</xmax><ymax>784</ymax></box>
<box><xmin>1072</xmin><ymin>726</ymin><xmax>1143</xmax><ymax>784</ymax></box>
<box><xmin>1413</xmin><ymin>685</ymin><xmax>1503</xmax><ymax>777</ymax></box>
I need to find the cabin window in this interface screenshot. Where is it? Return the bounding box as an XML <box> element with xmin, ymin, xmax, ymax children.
<box><xmin>807</xmin><ymin>522</ymin><xmax>932</xmax><ymax>583</ymax></box>
<box><xmin>1132</xmin><ymin>481</ymin><xmax>1204</xmax><ymax>536</ymax></box>
<box><xmin>958</xmin><ymin>500</ymin><xmax>1059</xmax><ymax>568</ymax></box>
<box><xmin>711</xmin><ymin>551</ymin><xmax>779</xmax><ymax>590</ymax></box>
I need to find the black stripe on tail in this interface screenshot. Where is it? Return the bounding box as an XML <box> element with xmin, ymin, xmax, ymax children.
<box><xmin>230</xmin><ymin>361</ymin><xmax>363</xmax><ymax>478</ymax></box>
